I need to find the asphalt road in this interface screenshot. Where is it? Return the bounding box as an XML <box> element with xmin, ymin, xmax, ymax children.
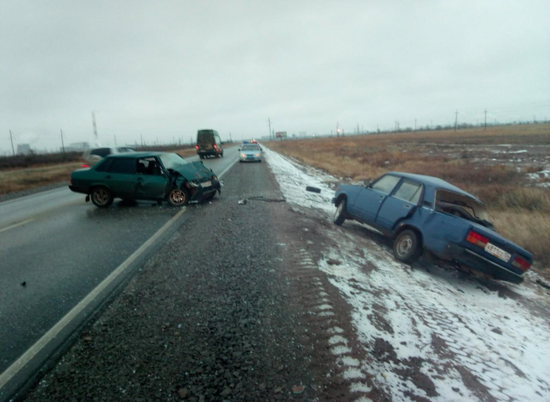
<box><xmin>0</xmin><ymin>147</ymin><xmax>239</xmax><ymax>376</ymax></box>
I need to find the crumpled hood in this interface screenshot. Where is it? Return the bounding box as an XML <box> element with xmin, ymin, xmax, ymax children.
<box><xmin>172</xmin><ymin>161</ymin><xmax>214</xmax><ymax>181</ymax></box>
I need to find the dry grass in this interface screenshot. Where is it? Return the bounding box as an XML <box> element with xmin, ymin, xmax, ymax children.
<box><xmin>267</xmin><ymin>124</ymin><xmax>550</xmax><ymax>268</ymax></box>
<box><xmin>0</xmin><ymin>163</ymin><xmax>81</xmax><ymax>195</ymax></box>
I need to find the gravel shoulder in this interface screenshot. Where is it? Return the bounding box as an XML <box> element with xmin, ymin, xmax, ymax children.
<box><xmin>22</xmin><ymin>160</ymin><xmax>345</xmax><ymax>401</ymax></box>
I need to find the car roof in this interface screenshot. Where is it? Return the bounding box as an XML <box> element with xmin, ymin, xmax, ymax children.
<box><xmin>108</xmin><ymin>151</ymin><xmax>167</xmax><ymax>158</ymax></box>
<box><xmin>387</xmin><ymin>172</ymin><xmax>483</xmax><ymax>204</ymax></box>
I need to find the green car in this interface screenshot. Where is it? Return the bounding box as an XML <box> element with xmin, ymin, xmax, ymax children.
<box><xmin>69</xmin><ymin>152</ymin><xmax>221</xmax><ymax>208</ymax></box>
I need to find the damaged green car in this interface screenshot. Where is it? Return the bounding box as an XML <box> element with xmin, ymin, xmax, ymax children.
<box><xmin>69</xmin><ymin>152</ymin><xmax>221</xmax><ymax>207</ymax></box>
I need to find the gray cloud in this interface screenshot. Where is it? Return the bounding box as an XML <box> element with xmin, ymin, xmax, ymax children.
<box><xmin>1</xmin><ymin>0</ymin><xmax>549</xmax><ymax>153</ymax></box>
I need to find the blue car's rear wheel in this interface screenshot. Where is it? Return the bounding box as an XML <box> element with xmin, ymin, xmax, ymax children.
<box><xmin>393</xmin><ymin>230</ymin><xmax>422</xmax><ymax>264</ymax></box>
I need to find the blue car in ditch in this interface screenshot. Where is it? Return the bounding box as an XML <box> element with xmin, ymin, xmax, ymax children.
<box><xmin>332</xmin><ymin>172</ymin><xmax>533</xmax><ymax>283</ymax></box>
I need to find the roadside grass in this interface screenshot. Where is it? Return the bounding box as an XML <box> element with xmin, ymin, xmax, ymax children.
<box><xmin>0</xmin><ymin>163</ymin><xmax>81</xmax><ymax>194</ymax></box>
<box><xmin>266</xmin><ymin>124</ymin><xmax>550</xmax><ymax>269</ymax></box>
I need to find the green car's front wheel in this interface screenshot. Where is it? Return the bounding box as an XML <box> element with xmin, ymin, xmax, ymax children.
<box><xmin>167</xmin><ymin>187</ymin><xmax>189</xmax><ymax>207</ymax></box>
<box><xmin>91</xmin><ymin>186</ymin><xmax>113</xmax><ymax>208</ymax></box>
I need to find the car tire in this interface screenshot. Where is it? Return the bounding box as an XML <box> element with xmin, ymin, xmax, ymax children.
<box><xmin>91</xmin><ymin>186</ymin><xmax>113</xmax><ymax>208</ymax></box>
<box><xmin>333</xmin><ymin>198</ymin><xmax>347</xmax><ymax>225</ymax></box>
<box><xmin>393</xmin><ymin>230</ymin><xmax>422</xmax><ymax>264</ymax></box>
<box><xmin>167</xmin><ymin>187</ymin><xmax>189</xmax><ymax>207</ymax></box>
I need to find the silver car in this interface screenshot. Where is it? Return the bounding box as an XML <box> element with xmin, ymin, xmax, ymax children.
<box><xmin>239</xmin><ymin>144</ymin><xmax>262</xmax><ymax>163</ymax></box>
<box><xmin>82</xmin><ymin>146</ymin><xmax>135</xmax><ymax>167</ymax></box>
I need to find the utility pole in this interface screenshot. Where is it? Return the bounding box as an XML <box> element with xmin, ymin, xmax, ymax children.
<box><xmin>268</xmin><ymin>118</ymin><xmax>272</xmax><ymax>140</ymax></box>
<box><xmin>92</xmin><ymin>111</ymin><xmax>98</xmax><ymax>140</ymax></box>
<box><xmin>414</xmin><ymin>119</ymin><xmax>417</xmax><ymax>131</ymax></box>
<box><xmin>60</xmin><ymin>129</ymin><xmax>65</xmax><ymax>153</ymax></box>
<box><xmin>454</xmin><ymin>110</ymin><xmax>459</xmax><ymax>131</ymax></box>
<box><xmin>484</xmin><ymin>109</ymin><xmax>487</xmax><ymax>130</ymax></box>
<box><xmin>141</xmin><ymin>134</ymin><xmax>143</xmax><ymax>146</ymax></box>
<box><xmin>9</xmin><ymin>130</ymin><xmax>15</xmax><ymax>156</ymax></box>
<box><xmin>229</xmin><ymin>132</ymin><xmax>232</xmax><ymax>142</ymax></box>
<box><xmin>114</xmin><ymin>135</ymin><xmax>117</xmax><ymax>146</ymax></box>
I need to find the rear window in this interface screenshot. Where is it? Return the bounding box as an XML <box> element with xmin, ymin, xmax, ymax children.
<box><xmin>95</xmin><ymin>158</ymin><xmax>112</xmax><ymax>172</ymax></box>
<box><xmin>90</xmin><ymin>148</ymin><xmax>111</xmax><ymax>157</ymax></box>
<box><xmin>107</xmin><ymin>158</ymin><xmax>136</xmax><ymax>174</ymax></box>
<box><xmin>197</xmin><ymin>130</ymin><xmax>215</xmax><ymax>144</ymax></box>
<box><xmin>372</xmin><ymin>175</ymin><xmax>401</xmax><ymax>195</ymax></box>
<box><xmin>393</xmin><ymin>181</ymin><xmax>422</xmax><ymax>203</ymax></box>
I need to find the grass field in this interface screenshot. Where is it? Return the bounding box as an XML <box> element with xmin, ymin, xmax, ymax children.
<box><xmin>267</xmin><ymin>123</ymin><xmax>550</xmax><ymax>269</ymax></box>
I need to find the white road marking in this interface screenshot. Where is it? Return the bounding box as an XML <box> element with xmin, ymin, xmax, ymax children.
<box><xmin>0</xmin><ymin>219</ymin><xmax>34</xmax><ymax>234</ymax></box>
<box><xmin>0</xmin><ymin>208</ymin><xmax>186</xmax><ymax>390</ymax></box>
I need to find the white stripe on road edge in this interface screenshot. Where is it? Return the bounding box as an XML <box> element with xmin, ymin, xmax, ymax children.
<box><xmin>0</xmin><ymin>219</ymin><xmax>34</xmax><ymax>234</ymax></box>
<box><xmin>0</xmin><ymin>208</ymin><xmax>186</xmax><ymax>390</ymax></box>
<box><xmin>0</xmin><ymin>154</ymin><xmax>238</xmax><ymax>392</ymax></box>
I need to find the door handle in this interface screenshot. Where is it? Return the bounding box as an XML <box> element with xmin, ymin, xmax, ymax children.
<box><xmin>379</xmin><ymin>195</ymin><xmax>384</xmax><ymax>199</ymax></box>
<box><xmin>404</xmin><ymin>204</ymin><xmax>410</xmax><ymax>208</ymax></box>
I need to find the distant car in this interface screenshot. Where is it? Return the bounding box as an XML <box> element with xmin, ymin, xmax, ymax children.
<box><xmin>196</xmin><ymin>129</ymin><xmax>223</xmax><ymax>159</ymax></box>
<box><xmin>82</xmin><ymin>146</ymin><xmax>135</xmax><ymax>167</ymax></box>
<box><xmin>332</xmin><ymin>172</ymin><xmax>533</xmax><ymax>283</ymax></box>
<box><xmin>70</xmin><ymin>152</ymin><xmax>220</xmax><ymax>208</ymax></box>
<box><xmin>239</xmin><ymin>144</ymin><xmax>262</xmax><ymax>163</ymax></box>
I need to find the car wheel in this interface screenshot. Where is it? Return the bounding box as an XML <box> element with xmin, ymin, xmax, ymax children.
<box><xmin>333</xmin><ymin>199</ymin><xmax>347</xmax><ymax>225</ymax></box>
<box><xmin>393</xmin><ymin>230</ymin><xmax>422</xmax><ymax>264</ymax></box>
<box><xmin>91</xmin><ymin>186</ymin><xmax>113</xmax><ymax>208</ymax></box>
<box><xmin>167</xmin><ymin>187</ymin><xmax>189</xmax><ymax>207</ymax></box>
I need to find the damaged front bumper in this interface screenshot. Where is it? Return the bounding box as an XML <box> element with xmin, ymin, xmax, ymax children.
<box><xmin>186</xmin><ymin>178</ymin><xmax>221</xmax><ymax>203</ymax></box>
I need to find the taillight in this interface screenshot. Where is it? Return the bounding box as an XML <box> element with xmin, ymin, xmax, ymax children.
<box><xmin>512</xmin><ymin>256</ymin><xmax>531</xmax><ymax>272</ymax></box>
<box><xmin>81</xmin><ymin>164</ymin><xmax>90</xmax><ymax>168</ymax></box>
<box><xmin>466</xmin><ymin>231</ymin><xmax>489</xmax><ymax>248</ymax></box>
<box><xmin>213</xmin><ymin>143</ymin><xmax>218</xmax><ymax>149</ymax></box>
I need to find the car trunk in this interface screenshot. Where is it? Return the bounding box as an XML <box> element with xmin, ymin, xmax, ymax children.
<box><xmin>460</xmin><ymin>221</ymin><xmax>532</xmax><ymax>275</ymax></box>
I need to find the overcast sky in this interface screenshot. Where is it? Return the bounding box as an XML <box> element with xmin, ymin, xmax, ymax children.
<box><xmin>1</xmin><ymin>0</ymin><xmax>549</xmax><ymax>153</ymax></box>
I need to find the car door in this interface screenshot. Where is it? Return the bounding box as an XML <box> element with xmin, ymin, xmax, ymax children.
<box><xmin>135</xmin><ymin>157</ymin><xmax>169</xmax><ymax>200</ymax></box>
<box><xmin>375</xmin><ymin>180</ymin><xmax>423</xmax><ymax>231</ymax></box>
<box><xmin>103</xmin><ymin>157</ymin><xmax>137</xmax><ymax>199</ymax></box>
<box><xmin>353</xmin><ymin>175</ymin><xmax>401</xmax><ymax>223</ymax></box>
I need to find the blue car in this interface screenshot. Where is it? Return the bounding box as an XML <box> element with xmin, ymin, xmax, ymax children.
<box><xmin>332</xmin><ymin>172</ymin><xmax>533</xmax><ymax>283</ymax></box>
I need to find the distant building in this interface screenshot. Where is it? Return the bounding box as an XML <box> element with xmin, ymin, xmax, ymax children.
<box><xmin>65</xmin><ymin>142</ymin><xmax>91</xmax><ymax>152</ymax></box>
<box><xmin>17</xmin><ymin>144</ymin><xmax>32</xmax><ymax>155</ymax></box>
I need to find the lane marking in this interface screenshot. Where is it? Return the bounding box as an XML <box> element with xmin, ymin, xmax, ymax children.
<box><xmin>0</xmin><ymin>151</ymin><xmax>239</xmax><ymax>392</ymax></box>
<box><xmin>0</xmin><ymin>219</ymin><xmax>34</xmax><ymax>234</ymax></box>
<box><xmin>0</xmin><ymin>208</ymin><xmax>186</xmax><ymax>390</ymax></box>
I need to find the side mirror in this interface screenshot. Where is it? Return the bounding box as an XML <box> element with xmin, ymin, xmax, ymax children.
<box><xmin>364</xmin><ymin>180</ymin><xmax>372</xmax><ymax>187</ymax></box>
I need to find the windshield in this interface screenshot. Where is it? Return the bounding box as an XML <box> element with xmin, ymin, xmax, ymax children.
<box><xmin>158</xmin><ymin>153</ymin><xmax>188</xmax><ymax>170</ymax></box>
<box><xmin>242</xmin><ymin>145</ymin><xmax>260</xmax><ymax>151</ymax></box>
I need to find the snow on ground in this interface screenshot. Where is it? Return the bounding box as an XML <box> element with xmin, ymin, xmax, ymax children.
<box><xmin>265</xmin><ymin>147</ymin><xmax>550</xmax><ymax>402</ymax></box>
<box><xmin>263</xmin><ymin>147</ymin><xmax>335</xmax><ymax>215</ymax></box>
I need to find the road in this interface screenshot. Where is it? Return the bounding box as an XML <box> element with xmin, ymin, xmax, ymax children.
<box><xmin>0</xmin><ymin>147</ymin><xmax>239</xmax><ymax>379</ymax></box>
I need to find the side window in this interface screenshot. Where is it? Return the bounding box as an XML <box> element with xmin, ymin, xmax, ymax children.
<box><xmin>137</xmin><ymin>157</ymin><xmax>162</xmax><ymax>175</ymax></box>
<box><xmin>371</xmin><ymin>175</ymin><xmax>401</xmax><ymax>195</ymax></box>
<box><xmin>107</xmin><ymin>158</ymin><xmax>136</xmax><ymax>174</ymax></box>
<box><xmin>95</xmin><ymin>158</ymin><xmax>113</xmax><ymax>172</ymax></box>
<box><xmin>91</xmin><ymin>148</ymin><xmax>111</xmax><ymax>157</ymax></box>
<box><xmin>393</xmin><ymin>181</ymin><xmax>423</xmax><ymax>204</ymax></box>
